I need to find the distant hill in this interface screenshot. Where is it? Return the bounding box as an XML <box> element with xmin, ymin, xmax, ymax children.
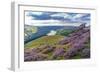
<box><xmin>24</xmin><ymin>25</ymin><xmax>37</xmax><ymax>43</ymax></box>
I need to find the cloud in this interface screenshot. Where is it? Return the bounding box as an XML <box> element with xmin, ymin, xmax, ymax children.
<box><xmin>51</xmin><ymin>13</ymin><xmax>70</xmax><ymax>18</ymax></box>
<box><xmin>25</xmin><ymin>11</ymin><xmax>90</xmax><ymax>26</ymax></box>
<box><xmin>47</xmin><ymin>30</ymin><xmax>57</xmax><ymax>36</ymax></box>
<box><xmin>73</xmin><ymin>14</ymin><xmax>85</xmax><ymax>19</ymax></box>
<box><xmin>81</xmin><ymin>14</ymin><xmax>90</xmax><ymax>20</ymax></box>
<box><xmin>28</xmin><ymin>12</ymin><xmax>43</xmax><ymax>16</ymax></box>
<box><xmin>68</xmin><ymin>13</ymin><xmax>90</xmax><ymax>23</ymax></box>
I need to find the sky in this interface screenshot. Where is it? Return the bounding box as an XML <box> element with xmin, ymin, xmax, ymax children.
<box><xmin>25</xmin><ymin>11</ymin><xmax>90</xmax><ymax>26</ymax></box>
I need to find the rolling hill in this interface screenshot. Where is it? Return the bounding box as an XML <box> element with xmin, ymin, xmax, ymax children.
<box><xmin>24</xmin><ymin>35</ymin><xmax>65</xmax><ymax>49</ymax></box>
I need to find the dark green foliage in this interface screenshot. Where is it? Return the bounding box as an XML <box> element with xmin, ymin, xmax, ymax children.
<box><xmin>56</xmin><ymin>29</ymin><xmax>73</xmax><ymax>36</ymax></box>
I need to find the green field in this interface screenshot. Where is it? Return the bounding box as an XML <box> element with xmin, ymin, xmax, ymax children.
<box><xmin>24</xmin><ymin>35</ymin><xmax>66</xmax><ymax>49</ymax></box>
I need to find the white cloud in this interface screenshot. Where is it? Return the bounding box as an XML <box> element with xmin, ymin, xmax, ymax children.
<box><xmin>25</xmin><ymin>18</ymin><xmax>63</xmax><ymax>25</ymax></box>
<box><xmin>25</xmin><ymin>14</ymin><xmax>34</xmax><ymax>25</ymax></box>
<box><xmin>73</xmin><ymin>14</ymin><xmax>86</xmax><ymax>19</ymax></box>
<box><xmin>25</xmin><ymin>12</ymin><xmax>89</xmax><ymax>27</ymax></box>
<box><xmin>25</xmin><ymin>19</ymin><xmax>83</xmax><ymax>26</ymax></box>
<box><xmin>29</xmin><ymin>12</ymin><xmax>43</xmax><ymax>16</ymax></box>
<box><xmin>25</xmin><ymin>13</ymin><xmax>83</xmax><ymax>26</ymax></box>
<box><xmin>47</xmin><ymin>30</ymin><xmax>57</xmax><ymax>36</ymax></box>
<box><xmin>51</xmin><ymin>13</ymin><xmax>70</xmax><ymax>19</ymax></box>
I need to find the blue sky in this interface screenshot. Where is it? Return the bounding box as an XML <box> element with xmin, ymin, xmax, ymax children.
<box><xmin>25</xmin><ymin>11</ymin><xmax>90</xmax><ymax>26</ymax></box>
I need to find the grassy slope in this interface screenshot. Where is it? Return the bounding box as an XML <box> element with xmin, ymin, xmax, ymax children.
<box><xmin>24</xmin><ymin>35</ymin><xmax>66</xmax><ymax>49</ymax></box>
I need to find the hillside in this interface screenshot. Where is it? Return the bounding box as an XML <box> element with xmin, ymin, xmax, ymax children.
<box><xmin>25</xmin><ymin>35</ymin><xmax>65</xmax><ymax>49</ymax></box>
<box><xmin>24</xmin><ymin>24</ymin><xmax>90</xmax><ymax>61</ymax></box>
